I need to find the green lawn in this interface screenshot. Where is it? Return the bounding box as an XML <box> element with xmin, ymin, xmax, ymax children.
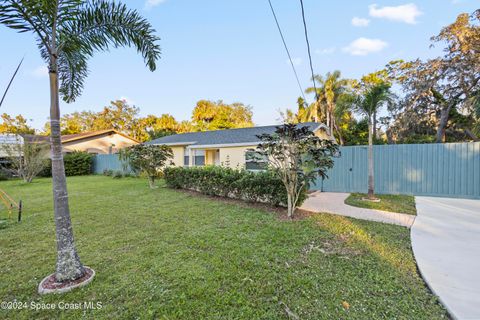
<box><xmin>345</xmin><ymin>193</ymin><xmax>417</xmax><ymax>215</ymax></box>
<box><xmin>0</xmin><ymin>176</ymin><xmax>444</xmax><ymax>319</ymax></box>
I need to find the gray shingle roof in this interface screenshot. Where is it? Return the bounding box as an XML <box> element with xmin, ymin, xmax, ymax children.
<box><xmin>148</xmin><ymin>122</ymin><xmax>325</xmax><ymax>146</ymax></box>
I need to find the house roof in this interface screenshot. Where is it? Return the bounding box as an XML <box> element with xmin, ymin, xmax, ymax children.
<box><xmin>22</xmin><ymin>129</ymin><xmax>139</xmax><ymax>144</ymax></box>
<box><xmin>148</xmin><ymin>122</ymin><xmax>328</xmax><ymax>147</ymax></box>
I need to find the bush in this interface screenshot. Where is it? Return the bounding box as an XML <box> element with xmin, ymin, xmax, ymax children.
<box><xmin>0</xmin><ymin>169</ymin><xmax>9</xmax><ymax>181</ymax></box>
<box><xmin>38</xmin><ymin>159</ymin><xmax>52</xmax><ymax>177</ymax></box>
<box><xmin>112</xmin><ymin>170</ymin><xmax>123</xmax><ymax>179</ymax></box>
<box><xmin>164</xmin><ymin>166</ymin><xmax>307</xmax><ymax>207</ymax></box>
<box><xmin>63</xmin><ymin>151</ymin><xmax>93</xmax><ymax>176</ymax></box>
<box><xmin>103</xmin><ymin>169</ymin><xmax>113</xmax><ymax>177</ymax></box>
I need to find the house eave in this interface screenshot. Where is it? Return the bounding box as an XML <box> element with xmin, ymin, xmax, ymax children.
<box><xmin>188</xmin><ymin>142</ymin><xmax>260</xmax><ymax>149</ymax></box>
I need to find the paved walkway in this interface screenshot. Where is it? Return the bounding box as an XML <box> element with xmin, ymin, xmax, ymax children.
<box><xmin>412</xmin><ymin>197</ymin><xmax>480</xmax><ymax>320</ymax></box>
<box><xmin>300</xmin><ymin>192</ymin><xmax>415</xmax><ymax>227</ymax></box>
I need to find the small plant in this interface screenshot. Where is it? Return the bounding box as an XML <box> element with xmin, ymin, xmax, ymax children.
<box><xmin>120</xmin><ymin>144</ymin><xmax>173</xmax><ymax>188</ymax></box>
<box><xmin>254</xmin><ymin>123</ymin><xmax>338</xmax><ymax>218</ymax></box>
<box><xmin>103</xmin><ymin>169</ymin><xmax>113</xmax><ymax>177</ymax></box>
<box><xmin>112</xmin><ymin>171</ymin><xmax>123</xmax><ymax>179</ymax></box>
<box><xmin>0</xmin><ymin>137</ymin><xmax>49</xmax><ymax>183</ymax></box>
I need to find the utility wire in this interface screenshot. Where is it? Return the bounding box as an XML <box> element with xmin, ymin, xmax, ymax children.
<box><xmin>267</xmin><ymin>0</ymin><xmax>307</xmax><ymax>103</ymax></box>
<box><xmin>299</xmin><ymin>0</ymin><xmax>319</xmax><ymax>103</ymax></box>
<box><xmin>0</xmin><ymin>57</ymin><xmax>24</xmax><ymax>108</ymax></box>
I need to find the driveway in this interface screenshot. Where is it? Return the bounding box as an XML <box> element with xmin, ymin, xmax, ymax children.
<box><xmin>412</xmin><ymin>197</ymin><xmax>480</xmax><ymax>320</ymax></box>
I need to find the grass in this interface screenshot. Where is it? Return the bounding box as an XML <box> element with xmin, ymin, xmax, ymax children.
<box><xmin>345</xmin><ymin>193</ymin><xmax>417</xmax><ymax>215</ymax></box>
<box><xmin>0</xmin><ymin>176</ymin><xmax>445</xmax><ymax>319</ymax></box>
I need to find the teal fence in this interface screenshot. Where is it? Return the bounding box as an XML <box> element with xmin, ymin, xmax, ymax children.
<box><xmin>92</xmin><ymin>154</ymin><xmax>130</xmax><ymax>174</ymax></box>
<box><xmin>313</xmin><ymin>142</ymin><xmax>480</xmax><ymax>199</ymax></box>
<box><xmin>93</xmin><ymin>142</ymin><xmax>480</xmax><ymax>199</ymax></box>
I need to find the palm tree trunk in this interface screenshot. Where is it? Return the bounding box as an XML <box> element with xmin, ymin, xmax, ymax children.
<box><xmin>367</xmin><ymin>118</ymin><xmax>375</xmax><ymax>199</ymax></box>
<box><xmin>49</xmin><ymin>55</ymin><xmax>85</xmax><ymax>282</ymax></box>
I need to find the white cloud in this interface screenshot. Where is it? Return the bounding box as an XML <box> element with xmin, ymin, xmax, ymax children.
<box><xmin>287</xmin><ymin>58</ymin><xmax>302</xmax><ymax>66</ymax></box>
<box><xmin>32</xmin><ymin>65</ymin><xmax>48</xmax><ymax>78</ymax></box>
<box><xmin>369</xmin><ymin>3</ymin><xmax>422</xmax><ymax>24</ymax></box>
<box><xmin>145</xmin><ymin>0</ymin><xmax>166</xmax><ymax>9</ymax></box>
<box><xmin>120</xmin><ymin>96</ymin><xmax>135</xmax><ymax>105</ymax></box>
<box><xmin>351</xmin><ymin>17</ymin><xmax>370</xmax><ymax>27</ymax></box>
<box><xmin>343</xmin><ymin>37</ymin><xmax>388</xmax><ymax>56</ymax></box>
<box><xmin>315</xmin><ymin>47</ymin><xmax>336</xmax><ymax>55</ymax></box>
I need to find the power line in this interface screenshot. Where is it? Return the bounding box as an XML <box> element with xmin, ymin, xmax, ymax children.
<box><xmin>0</xmin><ymin>57</ymin><xmax>24</xmax><ymax>108</ymax></box>
<box><xmin>267</xmin><ymin>0</ymin><xmax>307</xmax><ymax>103</ymax></box>
<box><xmin>299</xmin><ymin>0</ymin><xmax>318</xmax><ymax>102</ymax></box>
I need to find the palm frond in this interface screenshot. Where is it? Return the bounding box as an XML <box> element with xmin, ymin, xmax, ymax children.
<box><xmin>63</xmin><ymin>1</ymin><xmax>161</xmax><ymax>71</ymax></box>
<box><xmin>0</xmin><ymin>0</ymin><xmax>34</xmax><ymax>33</ymax></box>
<box><xmin>58</xmin><ymin>46</ymin><xmax>89</xmax><ymax>103</ymax></box>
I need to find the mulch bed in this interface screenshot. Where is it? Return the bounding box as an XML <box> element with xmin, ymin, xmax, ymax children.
<box><xmin>41</xmin><ymin>267</ymin><xmax>94</xmax><ymax>290</ymax></box>
<box><xmin>173</xmin><ymin>188</ymin><xmax>316</xmax><ymax>221</ymax></box>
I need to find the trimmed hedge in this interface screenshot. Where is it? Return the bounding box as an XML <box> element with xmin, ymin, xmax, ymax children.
<box><xmin>164</xmin><ymin>166</ymin><xmax>307</xmax><ymax>207</ymax></box>
<box><xmin>64</xmin><ymin>151</ymin><xmax>93</xmax><ymax>176</ymax></box>
<box><xmin>40</xmin><ymin>151</ymin><xmax>93</xmax><ymax>177</ymax></box>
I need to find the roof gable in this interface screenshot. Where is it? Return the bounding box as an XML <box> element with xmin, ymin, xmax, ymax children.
<box><xmin>22</xmin><ymin>129</ymin><xmax>139</xmax><ymax>144</ymax></box>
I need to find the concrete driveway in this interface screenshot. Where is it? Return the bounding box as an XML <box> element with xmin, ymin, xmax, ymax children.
<box><xmin>412</xmin><ymin>197</ymin><xmax>480</xmax><ymax>320</ymax></box>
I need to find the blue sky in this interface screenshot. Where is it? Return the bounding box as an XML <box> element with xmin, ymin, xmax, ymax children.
<box><xmin>0</xmin><ymin>0</ymin><xmax>477</xmax><ymax>130</ymax></box>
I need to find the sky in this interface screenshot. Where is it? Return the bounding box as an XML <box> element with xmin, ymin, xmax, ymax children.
<box><xmin>0</xmin><ymin>0</ymin><xmax>478</xmax><ymax>130</ymax></box>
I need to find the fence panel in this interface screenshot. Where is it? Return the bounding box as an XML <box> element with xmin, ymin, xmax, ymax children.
<box><xmin>314</xmin><ymin>142</ymin><xmax>480</xmax><ymax>199</ymax></box>
<box><xmin>92</xmin><ymin>154</ymin><xmax>128</xmax><ymax>174</ymax></box>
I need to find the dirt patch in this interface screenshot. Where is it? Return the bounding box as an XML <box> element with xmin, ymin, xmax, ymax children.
<box><xmin>301</xmin><ymin>239</ymin><xmax>363</xmax><ymax>260</ymax></box>
<box><xmin>174</xmin><ymin>188</ymin><xmax>316</xmax><ymax>221</ymax></box>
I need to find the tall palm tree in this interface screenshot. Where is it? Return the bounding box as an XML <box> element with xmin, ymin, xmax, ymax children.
<box><xmin>305</xmin><ymin>71</ymin><xmax>351</xmax><ymax>145</ymax></box>
<box><xmin>353</xmin><ymin>83</ymin><xmax>394</xmax><ymax>200</ymax></box>
<box><xmin>0</xmin><ymin>1</ymin><xmax>160</xmax><ymax>283</ymax></box>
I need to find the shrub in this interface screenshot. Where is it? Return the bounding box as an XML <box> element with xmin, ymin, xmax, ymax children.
<box><xmin>63</xmin><ymin>151</ymin><xmax>93</xmax><ymax>176</ymax></box>
<box><xmin>112</xmin><ymin>170</ymin><xmax>123</xmax><ymax>179</ymax></box>
<box><xmin>0</xmin><ymin>169</ymin><xmax>9</xmax><ymax>181</ymax></box>
<box><xmin>1</xmin><ymin>138</ymin><xmax>49</xmax><ymax>183</ymax></box>
<box><xmin>103</xmin><ymin>169</ymin><xmax>113</xmax><ymax>177</ymax></box>
<box><xmin>163</xmin><ymin>166</ymin><xmax>307</xmax><ymax>208</ymax></box>
<box><xmin>38</xmin><ymin>159</ymin><xmax>52</xmax><ymax>177</ymax></box>
<box><xmin>120</xmin><ymin>144</ymin><xmax>173</xmax><ymax>188</ymax></box>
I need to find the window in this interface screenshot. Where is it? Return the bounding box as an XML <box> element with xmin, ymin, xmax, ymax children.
<box><xmin>245</xmin><ymin>151</ymin><xmax>267</xmax><ymax>171</ymax></box>
<box><xmin>193</xmin><ymin>150</ymin><xmax>205</xmax><ymax>166</ymax></box>
<box><xmin>184</xmin><ymin>147</ymin><xmax>189</xmax><ymax>166</ymax></box>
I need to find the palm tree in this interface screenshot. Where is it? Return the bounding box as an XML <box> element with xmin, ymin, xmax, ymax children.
<box><xmin>305</xmin><ymin>71</ymin><xmax>351</xmax><ymax>145</ymax></box>
<box><xmin>353</xmin><ymin>83</ymin><xmax>394</xmax><ymax>200</ymax></box>
<box><xmin>0</xmin><ymin>1</ymin><xmax>160</xmax><ymax>283</ymax></box>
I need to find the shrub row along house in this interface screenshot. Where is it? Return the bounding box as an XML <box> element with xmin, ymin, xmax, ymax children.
<box><xmin>148</xmin><ymin>122</ymin><xmax>331</xmax><ymax>169</ymax></box>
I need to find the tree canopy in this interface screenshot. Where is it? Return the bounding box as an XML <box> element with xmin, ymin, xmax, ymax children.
<box><xmin>0</xmin><ymin>113</ymin><xmax>35</xmax><ymax>134</ymax></box>
<box><xmin>192</xmin><ymin>100</ymin><xmax>254</xmax><ymax>131</ymax></box>
<box><xmin>37</xmin><ymin>99</ymin><xmax>255</xmax><ymax>141</ymax></box>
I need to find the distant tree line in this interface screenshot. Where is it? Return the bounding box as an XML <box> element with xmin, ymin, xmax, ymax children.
<box><xmin>285</xmin><ymin>10</ymin><xmax>479</xmax><ymax>145</ymax></box>
<box><xmin>0</xmin><ymin>99</ymin><xmax>254</xmax><ymax>142</ymax></box>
